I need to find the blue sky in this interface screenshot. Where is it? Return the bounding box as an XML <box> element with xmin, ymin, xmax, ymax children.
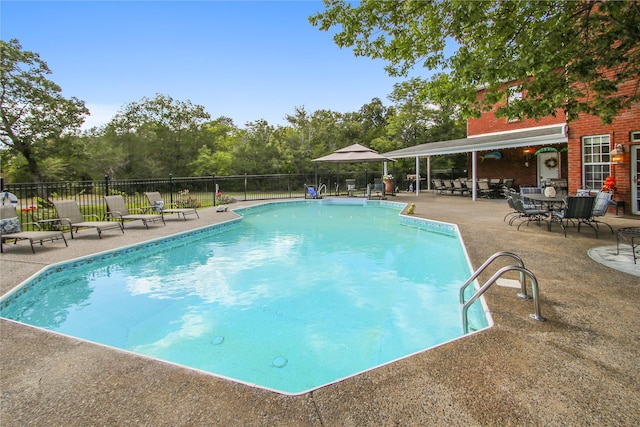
<box><xmin>1</xmin><ymin>0</ymin><xmax>429</xmax><ymax>129</ymax></box>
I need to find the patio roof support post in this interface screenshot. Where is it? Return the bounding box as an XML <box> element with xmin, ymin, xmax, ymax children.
<box><xmin>415</xmin><ymin>156</ymin><xmax>421</xmax><ymax>195</ymax></box>
<box><xmin>427</xmin><ymin>156</ymin><xmax>432</xmax><ymax>191</ymax></box>
<box><xmin>471</xmin><ymin>151</ymin><xmax>478</xmax><ymax>201</ymax></box>
<box><xmin>383</xmin><ymin>161</ymin><xmax>388</xmax><ymax>177</ymax></box>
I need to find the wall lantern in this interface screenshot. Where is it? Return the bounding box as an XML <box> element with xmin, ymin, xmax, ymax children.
<box><xmin>523</xmin><ymin>148</ymin><xmax>532</xmax><ymax>167</ymax></box>
<box><xmin>610</xmin><ymin>144</ymin><xmax>626</xmax><ymax>164</ymax></box>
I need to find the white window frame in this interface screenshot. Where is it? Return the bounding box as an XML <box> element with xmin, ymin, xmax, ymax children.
<box><xmin>507</xmin><ymin>86</ymin><xmax>523</xmax><ymax>122</ymax></box>
<box><xmin>582</xmin><ymin>134</ymin><xmax>611</xmax><ymax>191</ymax></box>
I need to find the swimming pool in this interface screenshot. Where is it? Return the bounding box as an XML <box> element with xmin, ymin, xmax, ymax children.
<box><xmin>0</xmin><ymin>199</ymin><xmax>491</xmax><ymax>395</ymax></box>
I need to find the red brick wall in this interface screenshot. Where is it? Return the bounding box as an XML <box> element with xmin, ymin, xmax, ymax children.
<box><xmin>468</xmin><ymin>89</ymin><xmax>565</xmax><ymax>136</ymax></box>
<box><xmin>568</xmin><ymin>107</ymin><xmax>640</xmax><ymax>200</ymax></box>
<box><xmin>468</xmin><ymin>148</ymin><xmax>568</xmax><ymax>190</ymax></box>
<box><xmin>467</xmin><ymin>78</ymin><xmax>639</xmax><ymax>212</ymax></box>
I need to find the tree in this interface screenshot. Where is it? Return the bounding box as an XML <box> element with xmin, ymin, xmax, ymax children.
<box><xmin>0</xmin><ymin>39</ymin><xmax>89</xmax><ymax>181</ymax></box>
<box><xmin>104</xmin><ymin>94</ymin><xmax>210</xmax><ymax>177</ymax></box>
<box><xmin>310</xmin><ymin>1</ymin><xmax>640</xmax><ymax>124</ymax></box>
<box><xmin>386</xmin><ymin>78</ymin><xmax>467</xmax><ymax>170</ymax></box>
<box><xmin>190</xmin><ymin>117</ymin><xmax>239</xmax><ymax>176</ymax></box>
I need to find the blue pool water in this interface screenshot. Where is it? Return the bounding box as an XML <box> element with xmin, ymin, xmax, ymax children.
<box><xmin>0</xmin><ymin>200</ymin><xmax>490</xmax><ymax>395</ymax></box>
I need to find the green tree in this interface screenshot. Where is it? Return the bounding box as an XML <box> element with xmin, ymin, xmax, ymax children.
<box><xmin>190</xmin><ymin>116</ymin><xmax>239</xmax><ymax>176</ymax></box>
<box><xmin>355</xmin><ymin>98</ymin><xmax>392</xmax><ymax>146</ymax></box>
<box><xmin>0</xmin><ymin>39</ymin><xmax>89</xmax><ymax>182</ymax></box>
<box><xmin>310</xmin><ymin>0</ymin><xmax>640</xmax><ymax>124</ymax></box>
<box><xmin>385</xmin><ymin>78</ymin><xmax>466</xmax><ymax>170</ymax></box>
<box><xmin>105</xmin><ymin>93</ymin><xmax>210</xmax><ymax>178</ymax></box>
<box><xmin>231</xmin><ymin>120</ymin><xmax>279</xmax><ymax>174</ymax></box>
<box><xmin>79</xmin><ymin>128</ymin><xmax>128</xmax><ymax>179</ymax></box>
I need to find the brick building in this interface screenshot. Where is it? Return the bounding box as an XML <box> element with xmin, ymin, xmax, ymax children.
<box><xmin>384</xmin><ymin>78</ymin><xmax>639</xmax><ymax>216</ymax></box>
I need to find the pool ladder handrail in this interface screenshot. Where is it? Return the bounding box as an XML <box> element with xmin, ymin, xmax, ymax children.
<box><xmin>460</xmin><ymin>251</ymin><xmax>546</xmax><ymax>334</ymax></box>
<box><xmin>317</xmin><ymin>183</ymin><xmax>327</xmax><ymax>198</ymax></box>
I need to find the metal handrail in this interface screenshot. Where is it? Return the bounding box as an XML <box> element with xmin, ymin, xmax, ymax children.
<box><xmin>459</xmin><ymin>251</ymin><xmax>530</xmax><ymax>304</ymax></box>
<box><xmin>461</xmin><ymin>265</ymin><xmax>546</xmax><ymax>333</ymax></box>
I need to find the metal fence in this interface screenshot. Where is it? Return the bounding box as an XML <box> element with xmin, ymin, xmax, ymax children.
<box><xmin>1</xmin><ymin>172</ymin><xmax>385</xmax><ymax>227</ymax></box>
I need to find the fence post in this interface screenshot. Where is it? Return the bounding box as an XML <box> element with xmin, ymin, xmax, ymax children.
<box><xmin>288</xmin><ymin>173</ymin><xmax>292</xmax><ymax>199</ymax></box>
<box><xmin>212</xmin><ymin>174</ymin><xmax>216</xmax><ymax>207</ymax></box>
<box><xmin>169</xmin><ymin>173</ymin><xmax>174</xmax><ymax>205</ymax></box>
<box><xmin>104</xmin><ymin>175</ymin><xmax>109</xmax><ymax>196</ymax></box>
<box><xmin>244</xmin><ymin>174</ymin><xmax>247</xmax><ymax>201</ymax></box>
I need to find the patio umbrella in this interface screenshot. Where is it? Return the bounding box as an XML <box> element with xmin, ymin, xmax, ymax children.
<box><xmin>312</xmin><ymin>143</ymin><xmax>395</xmax><ymax>163</ymax></box>
<box><xmin>312</xmin><ymin>143</ymin><xmax>394</xmax><ymax>194</ymax></box>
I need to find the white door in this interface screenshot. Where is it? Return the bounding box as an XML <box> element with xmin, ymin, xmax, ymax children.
<box><xmin>632</xmin><ymin>146</ymin><xmax>639</xmax><ymax>214</ymax></box>
<box><xmin>538</xmin><ymin>152</ymin><xmax>560</xmax><ymax>186</ymax></box>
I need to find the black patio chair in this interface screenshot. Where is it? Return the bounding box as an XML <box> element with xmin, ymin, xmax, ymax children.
<box><xmin>509</xmin><ymin>196</ymin><xmax>549</xmax><ymax>230</ymax></box>
<box><xmin>548</xmin><ymin>196</ymin><xmax>597</xmax><ymax>238</ymax></box>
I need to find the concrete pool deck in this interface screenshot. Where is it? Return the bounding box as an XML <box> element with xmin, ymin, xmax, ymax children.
<box><xmin>1</xmin><ymin>192</ymin><xmax>639</xmax><ymax>426</ymax></box>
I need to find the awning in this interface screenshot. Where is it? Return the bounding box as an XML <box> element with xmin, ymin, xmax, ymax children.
<box><xmin>383</xmin><ymin>124</ymin><xmax>567</xmax><ymax>158</ymax></box>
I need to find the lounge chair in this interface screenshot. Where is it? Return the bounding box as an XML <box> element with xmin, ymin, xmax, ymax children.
<box><xmin>50</xmin><ymin>200</ymin><xmax>124</xmax><ymax>239</ymax></box>
<box><xmin>0</xmin><ymin>205</ymin><xmax>68</xmax><ymax>253</ymax></box>
<box><xmin>548</xmin><ymin>196</ymin><xmax>597</xmax><ymax>237</ymax></box>
<box><xmin>442</xmin><ymin>180</ymin><xmax>455</xmax><ymax>195</ymax></box>
<box><xmin>105</xmin><ymin>195</ymin><xmax>165</xmax><ymax>229</ymax></box>
<box><xmin>478</xmin><ymin>180</ymin><xmax>494</xmax><ymax>198</ymax></box>
<box><xmin>432</xmin><ymin>179</ymin><xmax>447</xmax><ymax>195</ymax></box>
<box><xmin>305</xmin><ymin>185</ymin><xmax>321</xmax><ymax>199</ymax></box>
<box><xmin>144</xmin><ymin>192</ymin><xmax>199</xmax><ymax>220</ymax></box>
<box><xmin>452</xmin><ymin>179</ymin><xmax>468</xmax><ymax>196</ymax></box>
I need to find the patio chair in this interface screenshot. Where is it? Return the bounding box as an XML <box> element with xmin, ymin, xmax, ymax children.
<box><xmin>367</xmin><ymin>179</ymin><xmax>384</xmax><ymax>199</ymax></box>
<box><xmin>465</xmin><ymin>179</ymin><xmax>475</xmax><ymax>196</ymax></box>
<box><xmin>510</xmin><ymin>197</ymin><xmax>549</xmax><ymax>230</ymax></box>
<box><xmin>503</xmin><ymin>194</ymin><xmax>521</xmax><ymax>223</ymax></box>
<box><xmin>1</xmin><ymin>205</ymin><xmax>68</xmax><ymax>253</ymax></box>
<box><xmin>305</xmin><ymin>185</ymin><xmax>320</xmax><ymax>199</ymax></box>
<box><xmin>144</xmin><ymin>192</ymin><xmax>199</xmax><ymax>220</ymax></box>
<box><xmin>346</xmin><ymin>179</ymin><xmax>358</xmax><ymax>197</ymax></box>
<box><xmin>478</xmin><ymin>180</ymin><xmax>494</xmax><ymax>199</ymax></box>
<box><xmin>452</xmin><ymin>179</ymin><xmax>468</xmax><ymax>196</ymax></box>
<box><xmin>442</xmin><ymin>180</ymin><xmax>455</xmax><ymax>195</ymax></box>
<box><xmin>502</xmin><ymin>179</ymin><xmax>514</xmax><ymax>189</ymax></box>
<box><xmin>548</xmin><ymin>196</ymin><xmax>597</xmax><ymax>238</ymax></box>
<box><xmin>520</xmin><ymin>187</ymin><xmax>543</xmax><ymax>209</ymax></box>
<box><xmin>501</xmin><ymin>185</ymin><xmax>518</xmax><ymax>199</ymax></box>
<box><xmin>105</xmin><ymin>195</ymin><xmax>165</xmax><ymax>229</ymax></box>
<box><xmin>432</xmin><ymin>179</ymin><xmax>447</xmax><ymax>195</ymax></box>
<box><xmin>589</xmin><ymin>191</ymin><xmax>614</xmax><ymax>234</ymax></box>
<box><xmin>50</xmin><ymin>200</ymin><xmax>124</xmax><ymax>239</ymax></box>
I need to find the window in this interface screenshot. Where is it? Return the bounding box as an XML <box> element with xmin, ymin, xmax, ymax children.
<box><xmin>582</xmin><ymin>135</ymin><xmax>611</xmax><ymax>190</ymax></box>
<box><xmin>507</xmin><ymin>86</ymin><xmax>523</xmax><ymax>122</ymax></box>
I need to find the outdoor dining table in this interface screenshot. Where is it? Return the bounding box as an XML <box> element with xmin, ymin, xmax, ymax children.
<box><xmin>523</xmin><ymin>193</ymin><xmax>566</xmax><ymax>212</ymax></box>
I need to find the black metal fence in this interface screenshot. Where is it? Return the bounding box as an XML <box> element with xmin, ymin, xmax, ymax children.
<box><xmin>1</xmin><ymin>172</ymin><xmax>390</xmax><ymax>227</ymax></box>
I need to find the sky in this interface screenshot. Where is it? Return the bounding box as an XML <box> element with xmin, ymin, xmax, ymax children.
<box><xmin>1</xmin><ymin>0</ymin><xmax>431</xmax><ymax>130</ymax></box>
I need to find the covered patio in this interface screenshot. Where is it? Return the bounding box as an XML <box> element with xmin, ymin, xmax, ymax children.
<box><xmin>383</xmin><ymin>124</ymin><xmax>568</xmax><ymax>199</ymax></box>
